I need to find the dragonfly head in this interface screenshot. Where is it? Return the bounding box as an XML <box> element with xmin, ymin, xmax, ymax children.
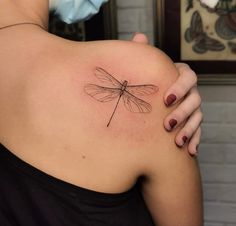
<box><xmin>123</xmin><ymin>80</ymin><xmax>128</xmax><ymax>86</ymax></box>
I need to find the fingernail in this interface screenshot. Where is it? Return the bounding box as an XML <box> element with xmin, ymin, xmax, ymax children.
<box><xmin>182</xmin><ymin>136</ymin><xmax>188</xmax><ymax>144</ymax></box>
<box><xmin>166</xmin><ymin>94</ymin><xmax>177</xmax><ymax>106</ymax></box>
<box><xmin>169</xmin><ymin>119</ymin><xmax>177</xmax><ymax>129</ymax></box>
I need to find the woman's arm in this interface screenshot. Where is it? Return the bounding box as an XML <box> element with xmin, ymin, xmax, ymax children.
<box><xmin>123</xmin><ymin>36</ymin><xmax>203</xmax><ymax>224</ymax></box>
<box><xmin>142</xmin><ymin>139</ymin><xmax>203</xmax><ymax>226</ymax></box>
<box><xmin>134</xmin><ymin>55</ymin><xmax>203</xmax><ymax>226</ymax></box>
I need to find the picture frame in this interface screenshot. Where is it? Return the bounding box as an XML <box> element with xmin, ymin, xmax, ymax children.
<box><xmin>102</xmin><ymin>0</ymin><xmax>118</xmax><ymax>40</ymax></box>
<box><xmin>153</xmin><ymin>0</ymin><xmax>236</xmax><ymax>85</ymax></box>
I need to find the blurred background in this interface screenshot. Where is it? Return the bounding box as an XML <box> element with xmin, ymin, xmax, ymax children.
<box><xmin>49</xmin><ymin>1</ymin><xmax>236</xmax><ymax>225</ymax></box>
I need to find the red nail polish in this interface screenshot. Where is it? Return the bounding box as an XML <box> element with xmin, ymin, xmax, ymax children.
<box><xmin>166</xmin><ymin>94</ymin><xmax>177</xmax><ymax>106</ymax></box>
<box><xmin>182</xmin><ymin>136</ymin><xmax>188</xmax><ymax>144</ymax></box>
<box><xmin>169</xmin><ymin>119</ymin><xmax>177</xmax><ymax>129</ymax></box>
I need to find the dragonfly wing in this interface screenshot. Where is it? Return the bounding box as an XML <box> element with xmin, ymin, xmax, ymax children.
<box><xmin>122</xmin><ymin>91</ymin><xmax>152</xmax><ymax>113</ymax></box>
<box><xmin>94</xmin><ymin>67</ymin><xmax>122</xmax><ymax>87</ymax></box>
<box><xmin>84</xmin><ymin>84</ymin><xmax>120</xmax><ymax>102</ymax></box>
<box><xmin>125</xmin><ymin>84</ymin><xmax>158</xmax><ymax>96</ymax></box>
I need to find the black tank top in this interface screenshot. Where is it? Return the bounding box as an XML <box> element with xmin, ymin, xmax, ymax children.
<box><xmin>0</xmin><ymin>144</ymin><xmax>155</xmax><ymax>226</ymax></box>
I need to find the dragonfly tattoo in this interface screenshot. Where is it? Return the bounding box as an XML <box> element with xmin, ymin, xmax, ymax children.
<box><xmin>84</xmin><ymin>67</ymin><xmax>158</xmax><ymax>127</ymax></box>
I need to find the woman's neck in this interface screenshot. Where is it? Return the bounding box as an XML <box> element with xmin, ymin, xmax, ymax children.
<box><xmin>0</xmin><ymin>0</ymin><xmax>49</xmax><ymax>30</ymax></box>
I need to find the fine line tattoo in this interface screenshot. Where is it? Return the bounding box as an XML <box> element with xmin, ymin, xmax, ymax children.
<box><xmin>84</xmin><ymin>67</ymin><xmax>158</xmax><ymax>127</ymax></box>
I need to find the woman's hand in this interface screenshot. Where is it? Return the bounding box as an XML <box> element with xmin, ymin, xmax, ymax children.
<box><xmin>164</xmin><ymin>63</ymin><xmax>202</xmax><ymax>156</ymax></box>
<box><xmin>132</xmin><ymin>33</ymin><xmax>203</xmax><ymax>156</ymax></box>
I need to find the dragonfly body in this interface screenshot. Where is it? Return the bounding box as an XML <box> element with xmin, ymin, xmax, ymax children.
<box><xmin>106</xmin><ymin>80</ymin><xmax>128</xmax><ymax>127</ymax></box>
<box><xmin>120</xmin><ymin>80</ymin><xmax>128</xmax><ymax>95</ymax></box>
<box><xmin>84</xmin><ymin>67</ymin><xmax>158</xmax><ymax>127</ymax></box>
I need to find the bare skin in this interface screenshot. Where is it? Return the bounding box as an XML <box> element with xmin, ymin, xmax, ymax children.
<box><xmin>0</xmin><ymin>1</ymin><xmax>203</xmax><ymax>225</ymax></box>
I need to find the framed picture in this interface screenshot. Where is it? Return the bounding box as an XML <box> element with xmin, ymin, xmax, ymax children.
<box><xmin>49</xmin><ymin>0</ymin><xmax>117</xmax><ymax>41</ymax></box>
<box><xmin>154</xmin><ymin>0</ymin><xmax>236</xmax><ymax>84</ymax></box>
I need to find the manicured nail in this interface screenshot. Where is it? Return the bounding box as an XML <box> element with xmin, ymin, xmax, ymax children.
<box><xmin>169</xmin><ymin>119</ymin><xmax>177</xmax><ymax>129</ymax></box>
<box><xmin>182</xmin><ymin>136</ymin><xmax>188</xmax><ymax>144</ymax></box>
<box><xmin>166</xmin><ymin>94</ymin><xmax>177</xmax><ymax>106</ymax></box>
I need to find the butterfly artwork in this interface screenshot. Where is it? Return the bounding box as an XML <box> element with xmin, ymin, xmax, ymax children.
<box><xmin>215</xmin><ymin>13</ymin><xmax>236</xmax><ymax>40</ymax></box>
<box><xmin>84</xmin><ymin>67</ymin><xmax>158</xmax><ymax>127</ymax></box>
<box><xmin>185</xmin><ymin>10</ymin><xmax>225</xmax><ymax>54</ymax></box>
<box><xmin>228</xmin><ymin>41</ymin><xmax>236</xmax><ymax>53</ymax></box>
<box><xmin>186</xmin><ymin>0</ymin><xmax>194</xmax><ymax>12</ymax></box>
<box><xmin>185</xmin><ymin>0</ymin><xmax>221</xmax><ymax>13</ymax></box>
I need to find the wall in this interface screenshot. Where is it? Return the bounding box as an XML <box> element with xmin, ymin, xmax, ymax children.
<box><xmin>116</xmin><ymin>0</ymin><xmax>154</xmax><ymax>44</ymax></box>
<box><xmin>199</xmin><ymin>86</ymin><xmax>236</xmax><ymax>226</ymax></box>
<box><xmin>116</xmin><ymin>1</ymin><xmax>236</xmax><ymax>225</ymax></box>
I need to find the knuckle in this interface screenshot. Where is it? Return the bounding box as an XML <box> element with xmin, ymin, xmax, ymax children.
<box><xmin>195</xmin><ymin>92</ymin><xmax>202</xmax><ymax>103</ymax></box>
<box><xmin>199</xmin><ymin>111</ymin><xmax>204</xmax><ymax>122</ymax></box>
<box><xmin>195</xmin><ymin>109</ymin><xmax>203</xmax><ymax>123</ymax></box>
<box><xmin>178</xmin><ymin>105</ymin><xmax>190</xmax><ymax>116</ymax></box>
<box><xmin>175</xmin><ymin>62</ymin><xmax>189</xmax><ymax>69</ymax></box>
<box><xmin>179</xmin><ymin>107</ymin><xmax>190</xmax><ymax>119</ymax></box>
<box><xmin>197</xmin><ymin>127</ymin><xmax>202</xmax><ymax>135</ymax></box>
<box><xmin>173</xmin><ymin>83</ymin><xmax>182</xmax><ymax>94</ymax></box>
<box><xmin>181</xmin><ymin>63</ymin><xmax>191</xmax><ymax>70</ymax></box>
<box><xmin>193</xmin><ymin>88</ymin><xmax>201</xmax><ymax>101</ymax></box>
<box><xmin>192</xmin><ymin>128</ymin><xmax>201</xmax><ymax>143</ymax></box>
<box><xmin>189</xmin><ymin>133</ymin><xmax>199</xmax><ymax>145</ymax></box>
<box><xmin>190</xmin><ymin>122</ymin><xmax>199</xmax><ymax>135</ymax></box>
<box><xmin>191</xmin><ymin>72</ymin><xmax>198</xmax><ymax>84</ymax></box>
<box><xmin>190</xmin><ymin>92</ymin><xmax>202</xmax><ymax>107</ymax></box>
<box><xmin>197</xmin><ymin>94</ymin><xmax>202</xmax><ymax>105</ymax></box>
<box><xmin>184</xmin><ymin>67</ymin><xmax>197</xmax><ymax>84</ymax></box>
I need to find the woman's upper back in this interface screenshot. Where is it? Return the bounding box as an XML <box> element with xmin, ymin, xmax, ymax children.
<box><xmin>0</xmin><ymin>27</ymin><xmax>177</xmax><ymax>193</ymax></box>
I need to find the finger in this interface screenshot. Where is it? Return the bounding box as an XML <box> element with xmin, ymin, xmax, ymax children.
<box><xmin>174</xmin><ymin>108</ymin><xmax>203</xmax><ymax>147</ymax></box>
<box><xmin>164</xmin><ymin>63</ymin><xmax>197</xmax><ymax>106</ymax></box>
<box><xmin>187</xmin><ymin>127</ymin><xmax>201</xmax><ymax>156</ymax></box>
<box><xmin>131</xmin><ymin>32</ymin><xmax>149</xmax><ymax>44</ymax></box>
<box><xmin>164</xmin><ymin>87</ymin><xmax>202</xmax><ymax>131</ymax></box>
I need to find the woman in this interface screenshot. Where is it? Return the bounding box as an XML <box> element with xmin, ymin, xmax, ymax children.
<box><xmin>0</xmin><ymin>0</ymin><xmax>203</xmax><ymax>225</ymax></box>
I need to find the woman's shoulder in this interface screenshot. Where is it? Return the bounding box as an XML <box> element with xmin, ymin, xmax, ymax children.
<box><xmin>63</xmin><ymin>40</ymin><xmax>187</xmax><ymax>173</ymax></box>
<box><xmin>1</xmin><ymin>36</ymin><xmax>182</xmax><ymax>168</ymax></box>
<box><xmin>69</xmin><ymin>40</ymin><xmax>179</xmax><ymax>146</ymax></box>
